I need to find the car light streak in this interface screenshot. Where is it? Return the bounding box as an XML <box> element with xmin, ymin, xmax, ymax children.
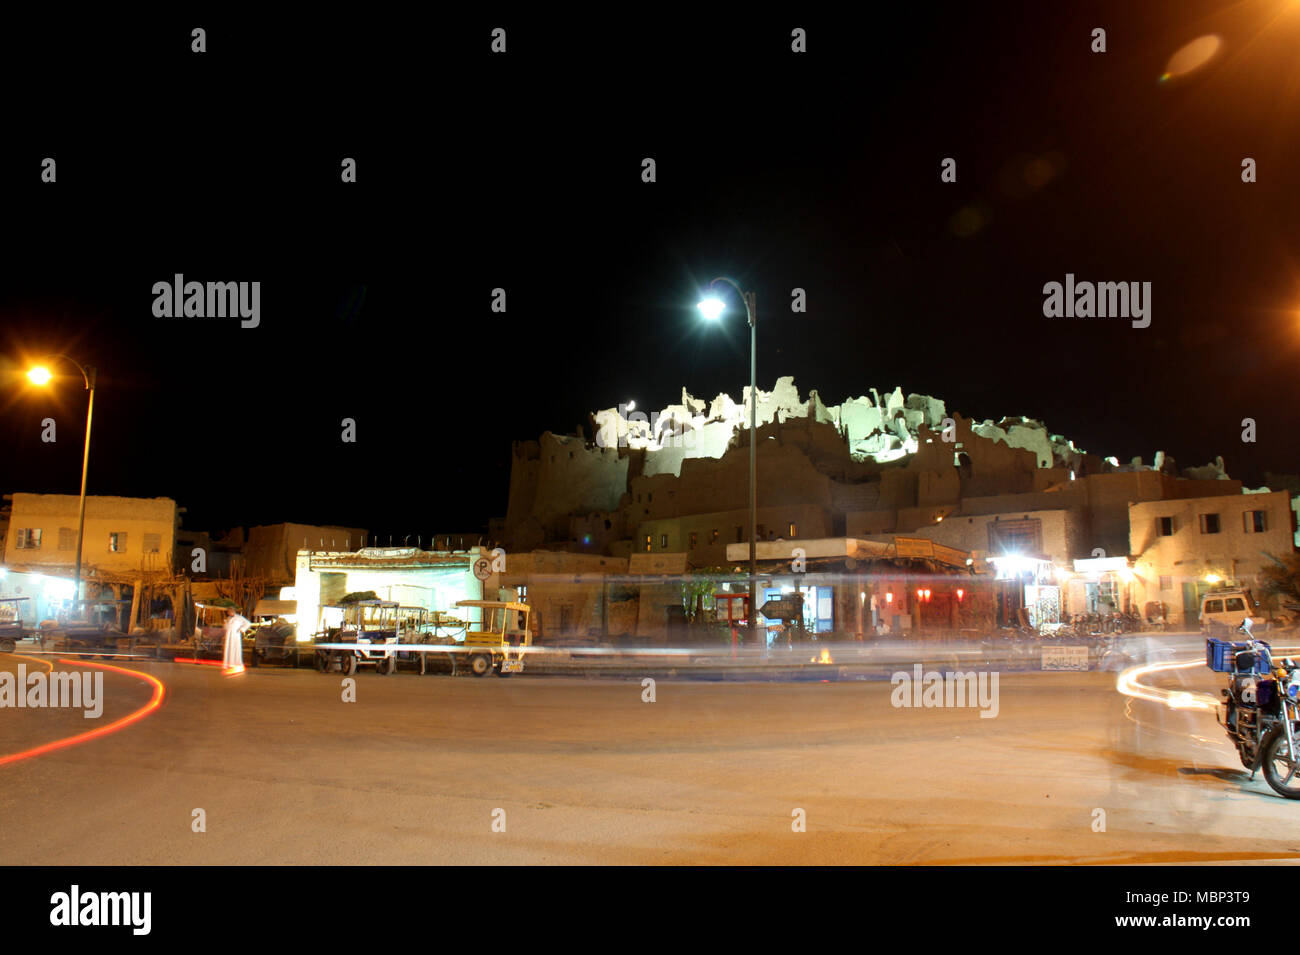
<box><xmin>1116</xmin><ymin>646</ymin><xmax>1300</xmax><ymax>712</ymax></box>
<box><xmin>0</xmin><ymin>660</ymin><xmax>165</xmax><ymax>767</ymax></box>
<box><xmin>1116</xmin><ymin>658</ymin><xmax>1219</xmax><ymax>711</ymax></box>
<box><xmin>7</xmin><ymin>652</ymin><xmax>52</xmax><ymax>673</ymax></box>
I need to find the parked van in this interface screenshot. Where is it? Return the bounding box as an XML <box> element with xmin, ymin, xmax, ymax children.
<box><xmin>1199</xmin><ymin>589</ymin><xmax>1265</xmax><ymax>632</ymax></box>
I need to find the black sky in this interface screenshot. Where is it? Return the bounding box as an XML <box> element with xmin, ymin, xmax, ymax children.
<box><xmin>2</xmin><ymin>3</ymin><xmax>1299</xmax><ymax>541</ymax></box>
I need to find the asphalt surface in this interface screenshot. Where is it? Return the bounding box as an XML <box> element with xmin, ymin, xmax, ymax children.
<box><xmin>2</xmin><ymin>639</ymin><xmax>1299</xmax><ymax>865</ymax></box>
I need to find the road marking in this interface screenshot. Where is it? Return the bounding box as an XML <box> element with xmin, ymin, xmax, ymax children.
<box><xmin>0</xmin><ymin>659</ymin><xmax>165</xmax><ymax>767</ymax></box>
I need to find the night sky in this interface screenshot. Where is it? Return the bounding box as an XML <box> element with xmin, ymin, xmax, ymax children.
<box><xmin>2</xmin><ymin>3</ymin><xmax>1299</xmax><ymax>541</ymax></box>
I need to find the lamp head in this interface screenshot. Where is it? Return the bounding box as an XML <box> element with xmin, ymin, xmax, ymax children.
<box><xmin>697</xmin><ymin>296</ymin><xmax>726</xmax><ymax>321</ymax></box>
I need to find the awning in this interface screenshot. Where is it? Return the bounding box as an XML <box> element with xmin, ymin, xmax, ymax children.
<box><xmin>253</xmin><ymin>599</ymin><xmax>298</xmax><ymax>617</ymax></box>
<box><xmin>724</xmin><ymin>537</ymin><xmax>972</xmax><ymax>569</ymax></box>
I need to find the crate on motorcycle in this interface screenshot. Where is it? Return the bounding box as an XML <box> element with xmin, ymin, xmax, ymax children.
<box><xmin>1207</xmin><ymin>638</ymin><xmax>1271</xmax><ymax>674</ymax></box>
<box><xmin>1206</xmin><ymin>638</ymin><xmax>1244</xmax><ymax>672</ymax></box>
<box><xmin>1257</xmin><ymin>679</ymin><xmax>1278</xmax><ymax>707</ymax></box>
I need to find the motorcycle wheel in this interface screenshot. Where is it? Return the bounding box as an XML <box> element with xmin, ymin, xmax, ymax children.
<box><xmin>1261</xmin><ymin>727</ymin><xmax>1300</xmax><ymax>799</ymax></box>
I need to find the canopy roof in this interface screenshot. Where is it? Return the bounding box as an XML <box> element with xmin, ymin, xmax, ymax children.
<box><xmin>455</xmin><ymin>599</ymin><xmax>530</xmax><ymax>613</ymax></box>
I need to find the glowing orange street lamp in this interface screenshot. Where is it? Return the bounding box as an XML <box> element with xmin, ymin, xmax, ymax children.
<box><xmin>26</xmin><ymin>356</ymin><xmax>96</xmax><ymax>616</ymax></box>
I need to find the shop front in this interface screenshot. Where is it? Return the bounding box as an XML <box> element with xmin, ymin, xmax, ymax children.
<box><xmin>1069</xmin><ymin>555</ymin><xmax>1136</xmax><ymax>617</ymax></box>
<box><xmin>987</xmin><ymin>554</ymin><xmax>1061</xmax><ymax>627</ymax></box>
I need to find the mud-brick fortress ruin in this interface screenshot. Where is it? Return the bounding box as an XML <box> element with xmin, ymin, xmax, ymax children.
<box><xmin>499</xmin><ymin>376</ymin><xmax>1241</xmax><ymax>571</ymax></box>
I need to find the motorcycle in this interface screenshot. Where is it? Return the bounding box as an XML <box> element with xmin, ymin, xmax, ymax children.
<box><xmin>1208</xmin><ymin>629</ymin><xmax>1300</xmax><ymax>798</ymax></box>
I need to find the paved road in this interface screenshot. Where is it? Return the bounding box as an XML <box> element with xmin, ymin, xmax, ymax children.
<box><xmin>1</xmin><ymin>646</ymin><xmax>1298</xmax><ymax>865</ymax></box>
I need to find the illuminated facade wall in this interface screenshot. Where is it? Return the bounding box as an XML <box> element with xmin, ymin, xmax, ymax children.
<box><xmin>634</xmin><ymin>504</ymin><xmax>832</xmax><ymax>569</ymax></box>
<box><xmin>1129</xmin><ymin>490</ymin><xmax>1296</xmax><ymax>623</ymax></box>
<box><xmin>0</xmin><ymin>570</ymin><xmax>77</xmax><ymax>624</ymax></box>
<box><xmin>292</xmin><ymin>548</ymin><xmax>486</xmax><ymax>639</ymax></box>
<box><xmin>2</xmin><ymin>493</ymin><xmax>177</xmax><ymax>579</ymax></box>
<box><xmin>900</xmin><ymin>508</ymin><xmax>1075</xmax><ymax>569</ymax></box>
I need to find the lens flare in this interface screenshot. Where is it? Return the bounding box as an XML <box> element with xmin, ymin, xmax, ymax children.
<box><xmin>1160</xmin><ymin>35</ymin><xmax>1221</xmax><ymax>83</ymax></box>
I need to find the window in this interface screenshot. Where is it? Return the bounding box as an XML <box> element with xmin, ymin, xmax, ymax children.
<box><xmin>1244</xmin><ymin>510</ymin><xmax>1267</xmax><ymax>533</ymax></box>
<box><xmin>1159</xmin><ymin>575</ymin><xmax>1172</xmax><ymax>591</ymax></box>
<box><xmin>1199</xmin><ymin>513</ymin><xmax>1220</xmax><ymax>534</ymax></box>
<box><xmin>143</xmin><ymin>533</ymin><xmax>161</xmax><ymax>554</ymax></box>
<box><xmin>788</xmin><ymin>522</ymin><xmax>797</xmax><ymax>538</ymax></box>
<box><xmin>988</xmin><ymin>518</ymin><xmax>1042</xmax><ymax>555</ymax></box>
<box><xmin>58</xmin><ymin>527</ymin><xmax>76</xmax><ymax>550</ymax></box>
<box><xmin>643</xmin><ymin>535</ymin><xmax>651</xmax><ymax>552</ymax></box>
<box><xmin>1204</xmin><ymin>598</ymin><xmax>1224</xmax><ymax>614</ymax></box>
<box><xmin>1225</xmin><ymin>597</ymin><xmax>1246</xmax><ymax>612</ymax></box>
<box><xmin>16</xmin><ymin>528</ymin><xmax>42</xmax><ymax>549</ymax></box>
<box><xmin>1157</xmin><ymin>516</ymin><xmax>1174</xmax><ymax>536</ymax></box>
<box><xmin>688</xmin><ymin>532</ymin><xmax>698</xmax><ymax>550</ymax></box>
<box><xmin>109</xmin><ymin>532</ymin><xmax>127</xmax><ymax>552</ymax></box>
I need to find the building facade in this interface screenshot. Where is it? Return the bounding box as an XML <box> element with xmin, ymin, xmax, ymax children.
<box><xmin>1129</xmin><ymin>490</ymin><xmax>1296</xmax><ymax>625</ymax></box>
<box><xmin>0</xmin><ymin>493</ymin><xmax>178</xmax><ymax>623</ymax></box>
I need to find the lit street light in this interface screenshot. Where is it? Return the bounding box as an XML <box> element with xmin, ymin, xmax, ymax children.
<box><xmin>697</xmin><ymin>297</ymin><xmax>727</xmax><ymax>322</ymax></box>
<box><xmin>697</xmin><ymin>277</ymin><xmax>759</xmax><ymax>648</ymax></box>
<box><xmin>26</xmin><ymin>355</ymin><xmax>97</xmax><ymax>619</ymax></box>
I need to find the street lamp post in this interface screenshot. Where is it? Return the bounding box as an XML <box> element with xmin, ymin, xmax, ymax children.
<box><xmin>27</xmin><ymin>356</ymin><xmax>96</xmax><ymax>618</ymax></box>
<box><xmin>698</xmin><ymin>277</ymin><xmax>760</xmax><ymax>649</ymax></box>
